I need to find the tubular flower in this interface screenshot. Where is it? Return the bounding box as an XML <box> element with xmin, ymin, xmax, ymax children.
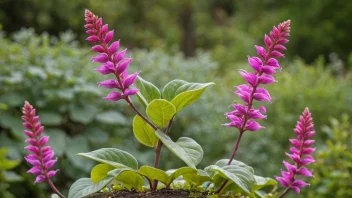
<box><xmin>85</xmin><ymin>9</ymin><xmax>139</xmax><ymax>102</ymax></box>
<box><xmin>223</xmin><ymin>20</ymin><xmax>291</xmax><ymax>132</ymax></box>
<box><xmin>275</xmin><ymin>108</ymin><xmax>316</xmax><ymax>193</ymax></box>
<box><xmin>22</xmin><ymin>101</ymin><xmax>57</xmax><ymax>183</ymax></box>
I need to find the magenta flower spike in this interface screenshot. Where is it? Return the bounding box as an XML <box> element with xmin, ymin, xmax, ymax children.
<box><xmin>276</xmin><ymin>108</ymin><xmax>316</xmax><ymax>196</ymax></box>
<box><xmin>22</xmin><ymin>101</ymin><xmax>64</xmax><ymax>198</ymax></box>
<box><xmin>223</xmin><ymin>20</ymin><xmax>291</xmax><ymax>133</ymax></box>
<box><xmin>85</xmin><ymin>9</ymin><xmax>139</xmax><ymax>102</ymax></box>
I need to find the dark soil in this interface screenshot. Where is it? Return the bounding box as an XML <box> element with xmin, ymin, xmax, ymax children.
<box><xmin>87</xmin><ymin>189</ymin><xmax>231</xmax><ymax>198</ymax></box>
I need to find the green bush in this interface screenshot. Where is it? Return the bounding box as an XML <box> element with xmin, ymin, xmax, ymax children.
<box><xmin>0</xmin><ymin>29</ymin><xmax>218</xmax><ymax>197</ymax></box>
<box><xmin>307</xmin><ymin>115</ymin><xmax>352</xmax><ymax>198</ymax></box>
<box><xmin>1</xmin><ymin>29</ymin><xmax>351</xmax><ymax>197</ymax></box>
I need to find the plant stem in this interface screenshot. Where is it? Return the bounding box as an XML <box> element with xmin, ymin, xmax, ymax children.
<box><xmin>278</xmin><ymin>188</ymin><xmax>290</xmax><ymax>198</ymax></box>
<box><xmin>227</xmin><ymin>131</ymin><xmax>244</xmax><ymax>165</ymax></box>
<box><xmin>47</xmin><ymin>177</ymin><xmax>65</xmax><ymax>198</ymax></box>
<box><xmin>125</xmin><ymin>97</ymin><xmax>158</xmax><ymax>130</ymax></box>
<box><xmin>216</xmin><ymin>131</ymin><xmax>244</xmax><ymax>193</ymax></box>
<box><xmin>152</xmin><ymin>117</ymin><xmax>175</xmax><ymax>190</ymax></box>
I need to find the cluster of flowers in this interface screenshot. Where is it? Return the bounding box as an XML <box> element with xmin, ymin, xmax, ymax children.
<box><xmin>223</xmin><ymin>20</ymin><xmax>291</xmax><ymax>132</ymax></box>
<box><xmin>20</xmin><ymin>10</ymin><xmax>315</xmax><ymax>197</ymax></box>
<box><xmin>275</xmin><ymin>108</ymin><xmax>316</xmax><ymax>193</ymax></box>
<box><xmin>22</xmin><ymin>101</ymin><xmax>57</xmax><ymax>183</ymax></box>
<box><xmin>85</xmin><ymin>9</ymin><xmax>139</xmax><ymax>102</ymax></box>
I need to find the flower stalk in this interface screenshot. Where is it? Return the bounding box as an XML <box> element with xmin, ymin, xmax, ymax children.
<box><xmin>22</xmin><ymin>101</ymin><xmax>65</xmax><ymax>198</ymax></box>
<box><xmin>217</xmin><ymin>20</ymin><xmax>291</xmax><ymax>193</ymax></box>
<box><xmin>276</xmin><ymin>108</ymin><xmax>316</xmax><ymax>197</ymax></box>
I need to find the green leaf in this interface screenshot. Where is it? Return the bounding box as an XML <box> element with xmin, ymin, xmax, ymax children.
<box><xmin>116</xmin><ymin>170</ymin><xmax>144</xmax><ymax>191</ymax></box>
<box><xmin>77</xmin><ymin>148</ymin><xmax>138</xmax><ymax>169</ymax></box>
<box><xmin>91</xmin><ymin>164</ymin><xmax>115</xmax><ymax>183</ymax></box>
<box><xmin>155</xmin><ymin>130</ymin><xmax>203</xmax><ymax>168</ymax></box>
<box><xmin>162</xmin><ymin>80</ymin><xmax>215</xmax><ymax>112</ymax></box>
<box><xmin>135</xmin><ymin>76</ymin><xmax>161</xmax><ymax>107</ymax></box>
<box><xmin>133</xmin><ymin>115</ymin><xmax>158</xmax><ymax>147</ymax></box>
<box><xmin>95</xmin><ymin>111</ymin><xmax>128</xmax><ymax>125</ymax></box>
<box><xmin>252</xmin><ymin>175</ymin><xmax>277</xmax><ymax>193</ymax></box>
<box><xmin>167</xmin><ymin>167</ymin><xmax>197</xmax><ymax>186</ymax></box>
<box><xmin>45</xmin><ymin>129</ymin><xmax>67</xmax><ymax>157</ymax></box>
<box><xmin>215</xmin><ymin>159</ymin><xmax>254</xmax><ymax>174</ymax></box>
<box><xmin>146</xmin><ymin>99</ymin><xmax>176</xmax><ymax>128</ymax></box>
<box><xmin>69</xmin><ymin>104</ymin><xmax>98</xmax><ymax>124</ymax></box>
<box><xmin>68</xmin><ymin>177</ymin><xmax>112</xmax><ymax>198</ymax></box>
<box><xmin>205</xmin><ymin>165</ymin><xmax>255</xmax><ymax>194</ymax></box>
<box><xmin>182</xmin><ymin>169</ymin><xmax>212</xmax><ymax>186</ymax></box>
<box><xmin>139</xmin><ymin>165</ymin><xmax>170</xmax><ymax>185</ymax></box>
<box><xmin>107</xmin><ymin>168</ymin><xmax>144</xmax><ymax>191</ymax></box>
<box><xmin>40</xmin><ymin>112</ymin><xmax>63</xmax><ymax>125</ymax></box>
<box><xmin>65</xmin><ymin>136</ymin><xmax>93</xmax><ymax>172</ymax></box>
<box><xmin>3</xmin><ymin>171</ymin><xmax>23</xmax><ymax>182</ymax></box>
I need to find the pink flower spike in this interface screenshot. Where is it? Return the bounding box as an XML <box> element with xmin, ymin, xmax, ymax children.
<box><xmin>123</xmin><ymin>72</ymin><xmax>139</xmax><ymax>88</ymax></box>
<box><xmin>104</xmin><ymin>30</ymin><xmax>114</xmax><ymax>43</ymax></box>
<box><xmin>104</xmin><ymin>91</ymin><xmax>123</xmax><ymax>101</ymax></box>
<box><xmin>22</xmin><ymin>101</ymin><xmax>58</xmax><ymax>184</ymax></box>
<box><xmin>91</xmin><ymin>45</ymin><xmax>105</xmax><ymax>53</ymax></box>
<box><xmin>101</xmin><ymin>24</ymin><xmax>108</xmax><ymax>35</ymax></box>
<box><xmin>255</xmin><ymin>45</ymin><xmax>267</xmax><ymax>59</ymax></box>
<box><xmin>95</xmin><ymin>62</ymin><xmax>115</xmax><ymax>75</ymax></box>
<box><xmin>116</xmin><ymin>58</ymin><xmax>132</xmax><ymax>75</ymax></box>
<box><xmin>276</xmin><ymin>108</ymin><xmax>316</xmax><ymax>194</ymax></box>
<box><xmin>86</xmin><ymin>35</ymin><xmax>100</xmax><ymax>43</ymax></box>
<box><xmin>264</xmin><ymin>34</ymin><xmax>272</xmax><ymax>47</ymax></box>
<box><xmin>124</xmin><ymin>89</ymin><xmax>139</xmax><ymax>96</ymax></box>
<box><xmin>253</xmin><ymin>87</ymin><xmax>271</xmax><ymax>102</ymax></box>
<box><xmin>35</xmin><ymin>175</ymin><xmax>46</xmax><ymax>183</ymax></box>
<box><xmin>98</xmin><ymin>79</ymin><xmax>120</xmax><ymax>89</ymax></box>
<box><xmin>258</xmin><ymin>74</ymin><xmax>276</xmax><ymax>84</ymax></box>
<box><xmin>109</xmin><ymin>41</ymin><xmax>120</xmax><ymax>54</ymax></box>
<box><xmin>245</xmin><ymin>120</ymin><xmax>264</xmax><ymax>132</ymax></box>
<box><xmin>239</xmin><ymin>70</ymin><xmax>258</xmax><ymax>86</ymax></box>
<box><xmin>113</xmin><ymin>49</ymin><xmax>127</xmax><ymax>63</ymax></box>
<box><xmin>92</xmin><ymin>53</ymin><xmax>109</xmax><ymax>63</ymax></box>
<box><xmin>275</xmin><ymin>176</ymin><xmax>290</xmax><ymax>188</ymax></box>
<box><xmin>247</xmin><ymin>56</ymin><xmax>262</xmax><ymax>73</ymax></box>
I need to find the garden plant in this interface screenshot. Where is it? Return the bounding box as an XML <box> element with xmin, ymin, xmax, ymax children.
<box><xmin>19</xmin><ymin>10</ymin><xmax>317</xmax><ymax>198</ymax></box>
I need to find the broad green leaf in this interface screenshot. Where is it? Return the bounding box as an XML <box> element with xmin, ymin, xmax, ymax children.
<box><xmin>252</xmin><ymin>175</ymin><xmax>277</xmax><ymax>196</ymax></box>
<box><xmin>166</xmin><ymin>167</ymin><xmax>197</xmax><ymax>186</ymax></box>
<box><xmin>155</xmin><ymin>130</ymin><xmax>203</xmax><ymax>168</ymax></box>
<box><xmin>69</xmin><ymin>104</ymin><xmax>97</xmax><ymax>124</ymax></box>
<box><xmin>133</xmin><ymin>115</ymin><xmax>158</xmax><ymax>147</ymax></box>
<box><xmin>65</xmin><ymin>136</ymin><xmax>93</xmax><ymax>172</ymax></box>
<box><xmin>45</xmin><ymin>129</ymin><xmax>67</xmax><ymax>156</ymax></box>
<box><xmin>107</xmin><ymin>168</ymin><xmax>144</xmax><ymax>191</ymax></box>
<box><xmin>215</xmin><ymin>159</ymin><xmax>254</xmax><ymax>174</ymax></box>
<box><xmin>68</xmin><ymin>177</ymin><xmax>112</xmax><ymax>198</ymax></box>
<box><xmin>135</xmin><ymin>76</ymin><xmax>161</xmax><ymax>107</ymax></box>
<box><xmin>95</xmin><ymin>111</ymin><xmax>128</xmax><ymax>125</ymax></box>
<box><xmin>116</xmin><ymin>170</ymin><xmax>144</xmax><ymax>191</ymax></box>
<box><xmin>162</xmin><ymin>80</ymin><xmax>215</xmax><ymax>112</ymax></box>
<box><xmin>0</xmin><ymin>148</ymin><xmax>20</xmax><ymax>170</ymax></box>
<box><xmin>139</xmin><ymin>165</ymin><xmax>170</xmax><ymax>185</ymax></box>
<box><xmin>91</xmin><ymin>164</ymin><xmax>115</xmax><ymax>183</ymax></box>
<box><xmin>205</xmin><ymin>165</ymin><xmax>255</xmax><ymax>194</ymax></box>
<box><xmin>146</xmin><ymin>99</ymin><xmax>176</xmax><ymax>128</ymax></box>
<box><xmin>183</xmin><ymin>169</ymin><xmax>211</xmax><ymax>186</ymax></box>
<box><xmin>40</xmin><ymin>112</ymin><xmax>63</xmax><ymax>125</ymax></box>
<box><xmin>2</xmin><ymin>171</ymin><xmax>23</xmax><ymax>182</ymax></box>
<box><xmin>77</xmin><ymin>148</ymin><xmax>138</xmax><ymax>169</ymax></box>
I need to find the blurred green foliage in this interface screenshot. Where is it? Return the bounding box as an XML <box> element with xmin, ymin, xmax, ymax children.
<box><xmin>0</xmin><ymin>0</ymin><xmax>352</xmax><ymax>66</ymax></box>
<box><xmin>0</xmin><ymin>23</ymin><xmax>351</xmax><ymax>198</ymax></box>
<box><xmin>308</xmin><ymin>115</ymin><xmax>352</xmax><ymax>198</ymax></box>
<box><xmin>0</xmin><ymin>148</ymin><xmax>22</xmax><ymax>198</ymax></box>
